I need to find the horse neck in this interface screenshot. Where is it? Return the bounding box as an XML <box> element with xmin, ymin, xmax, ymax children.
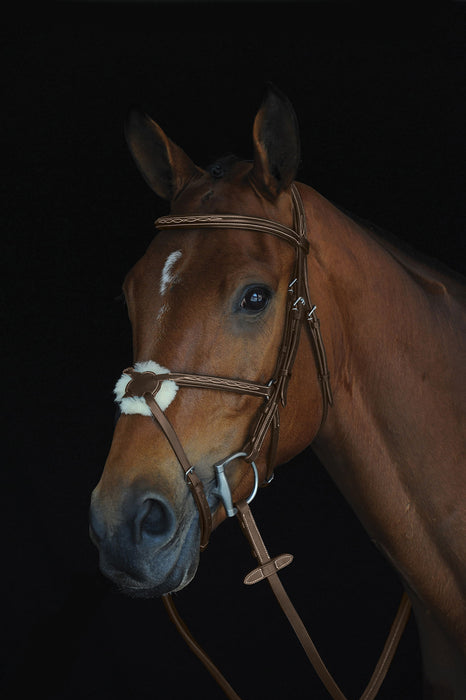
<box><xmin>297</xmin><ymin>184</ymin><xmax>466</xmax><ymax>651</ymax></box>
<box><xmin>300</xmin><ymin>184</ymin><xmax>462</xmax><ymax>482</ymax></box>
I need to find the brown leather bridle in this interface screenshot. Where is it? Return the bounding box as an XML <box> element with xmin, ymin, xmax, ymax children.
<box><xmin>122</xmin><ymin>184</ymin><xmax>332</xmax><ymax>548</ymax></box>
<box><xmin>117</xmin><ymin>184</ymin><xmax>411</xmax><ymax>700</ymax></box>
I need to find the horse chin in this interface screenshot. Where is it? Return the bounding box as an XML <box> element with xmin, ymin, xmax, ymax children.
<box><xmin>115</xmin><ymin>559</ymin><xmax>198</xmax><ymax>599</ymax></box>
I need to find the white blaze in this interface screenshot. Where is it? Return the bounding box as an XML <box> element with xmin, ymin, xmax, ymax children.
<box><xmin>160</xmin><ymin>250</ymin><xmax>182</xmax><ymax>296</ymax></box>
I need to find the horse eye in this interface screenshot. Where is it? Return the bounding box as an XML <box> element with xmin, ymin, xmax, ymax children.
<box><xmin>240</xmin><ymin>286</ymin><xmax>271</xmax><ymax>313</ymax></box>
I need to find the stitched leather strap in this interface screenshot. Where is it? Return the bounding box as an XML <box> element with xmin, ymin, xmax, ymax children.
<box><xmin>158</xmin><ymin>372</ymin><xmax>272</xmax><ymax>398</ymax></box>
<box><xmin>155</xmin><ymin>212</ymin><xmax>310</xmax><ymax>251</ymax></box>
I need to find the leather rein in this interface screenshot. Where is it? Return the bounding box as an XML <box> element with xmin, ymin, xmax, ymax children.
<box><xmin>119</xmin><ymin>184</ymin><xmax>411</xmax><ymax>700</ymax></box>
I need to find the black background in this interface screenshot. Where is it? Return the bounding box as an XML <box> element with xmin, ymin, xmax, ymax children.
<box><xmin>3</xmin><ymin>2</ymin><xmax>465</xmax><ymax>698</ymax></box>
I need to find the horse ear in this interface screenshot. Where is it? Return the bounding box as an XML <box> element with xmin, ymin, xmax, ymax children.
<box><xmin>250</xmin><ymin>85</ymin><xmax>300</xmax><ymax>200</ymax></box>
<box><xmin>125</xmin><ymin>107</ymin><xmax>202</xmax><ymax>201</ymax></box>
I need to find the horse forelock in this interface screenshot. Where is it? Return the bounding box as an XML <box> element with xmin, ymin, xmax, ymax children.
<box><xmin>169</xmin><ymin>159</ymin><xmax>296</xmax><ymax>234</ymax></box>
<box><xmin>205</xmin><ymin>154</ymin><xmax>241</xmax><ymax>180</ymax></box>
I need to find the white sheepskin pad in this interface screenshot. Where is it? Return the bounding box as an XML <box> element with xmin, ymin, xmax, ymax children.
<box><xmin>114</xmin><ymin>360</ymin><xmax>178</xmax><ymax>416</ymax></box>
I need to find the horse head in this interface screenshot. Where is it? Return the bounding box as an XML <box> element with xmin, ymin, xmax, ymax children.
<box><xmin>90</xmin><ymin>87</ymin><xmax>324</xmax><ymax>597</ymax></box>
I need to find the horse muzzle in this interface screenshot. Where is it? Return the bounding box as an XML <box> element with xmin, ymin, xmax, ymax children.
<box><xmin>89</xmin><ymin>480</ymin><xmax>201</xmax><ymax>596</ymax></box>
<box><xmin>89</xmin><ymin>453</ymin><xmax>258</xmax><ymax>596</ymax></box>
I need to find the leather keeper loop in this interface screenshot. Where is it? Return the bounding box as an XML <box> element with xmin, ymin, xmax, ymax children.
<box><xmin>244</xmin><ymin>553</ymin><xmax>294</xmax><ymax>585</ymax></box>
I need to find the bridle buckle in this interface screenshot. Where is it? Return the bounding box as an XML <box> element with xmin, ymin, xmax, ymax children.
<box><xmin>184</xmin><ymin>465</ymin><xmax>196</xmax><ymax>483</ymax></box>
<box><xmin>292</xmin><ymin>296</ymin><xmax>306</xmax><ymax>309</ymax></box>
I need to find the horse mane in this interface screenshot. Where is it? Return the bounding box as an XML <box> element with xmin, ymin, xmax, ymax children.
<box><xmin>334</xmin><ymin>203</ymin><xmax>466</xmax><ymax>300</ymax></box>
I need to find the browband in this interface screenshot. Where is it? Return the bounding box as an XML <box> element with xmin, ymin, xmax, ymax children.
<box><xmin>155</xmin><ymin>213</ymin><xmax>310</xmax><ymax>252</ymax></box>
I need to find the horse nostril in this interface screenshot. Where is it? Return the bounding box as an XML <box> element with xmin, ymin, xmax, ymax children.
<box><xmin>136</xmin><ymin>498</ymin><xmax>172</xmax><ymax>542</ymax></box>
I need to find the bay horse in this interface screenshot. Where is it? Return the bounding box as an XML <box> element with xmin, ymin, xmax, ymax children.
<box><xmin>90</xmin><ymin>86</ymin><xmax>466</xmax><ymax>698</ymax></box>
